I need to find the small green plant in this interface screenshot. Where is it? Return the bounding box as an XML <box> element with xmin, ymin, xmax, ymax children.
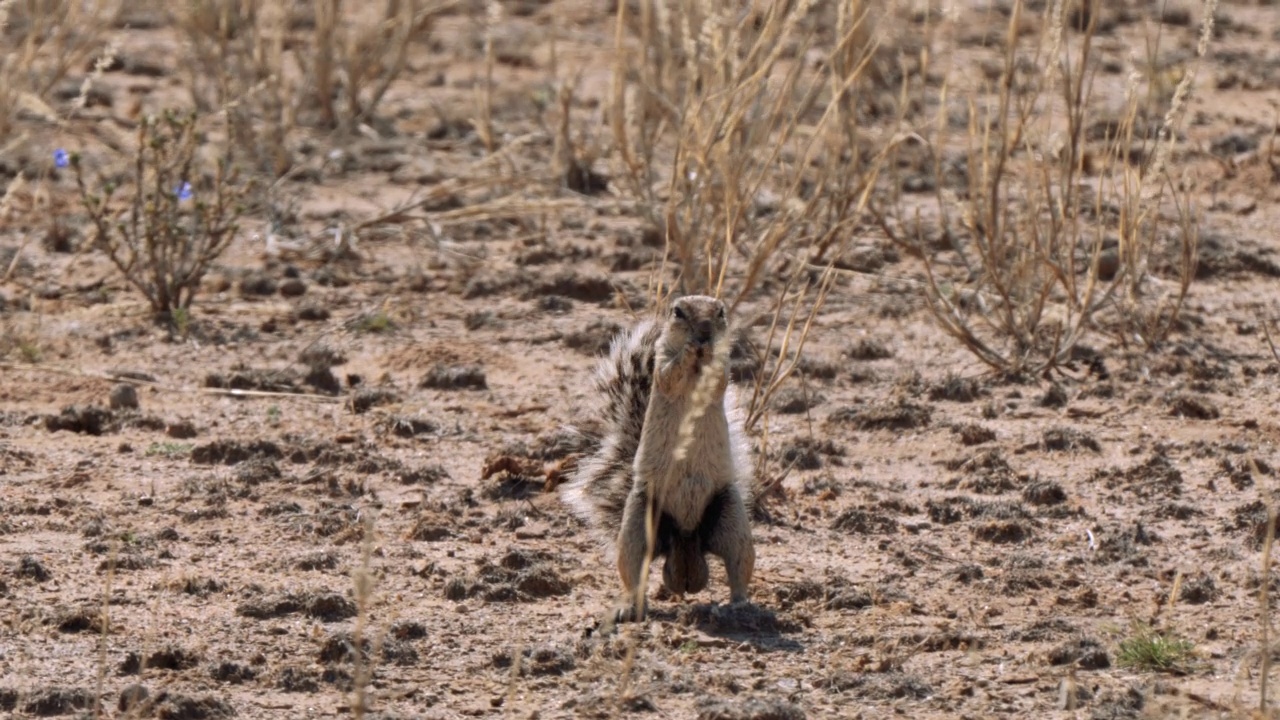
<box><xmin>266</xmin><ymin>405</ymin><xmax>281</xmax><ymax>427</ymax></box>
<box><xmin>145</xmin><ymin>442</ymin><xmax>193</xmax><ymax>458</ymax></box>
<box><xmin>171</xmin><ymin>306</ymin><xmax>191</xmax><ymax>338</ymax></box>
<box><xmin>18</xmin><ymin>341</ymin><xmax>40</xmax><ymax>363</ymax></box>
<box><xmin>72</xmin><ymin>109</ymin><xmax>255</xmax><ymax>325</ymax></box>
<box><xmin>355</xmin><ymin>311</ymin><xmax>395</xmax><ymax>334</ymax></box>
<box><xmin>1116</xmin><ymin>623</ymin><xmax>1196</xmax><ymax>673</ymax></box>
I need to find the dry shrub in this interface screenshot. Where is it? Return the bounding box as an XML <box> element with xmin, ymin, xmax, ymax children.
<box><xmin>609</xmin><ymin>0</ymin><xmax>905</xmax><ymax>425</ymax></box>
<box><xmin>72</xmin><ymin>110</ymin><xmax>256</xmax><ymax>323</ymax></box>
<box><xmin>0</xmin><ymin>0</ymin><xmax>118</xmax><ymax>138</ymax></box>
<box><xmin>872</xmin><ymin>0</ymin><xmax>1211</xmax><ymax>374</ymax></box>
<box><xmin>177</xmin><ymin>0</ymin><xmax>446</xmax><ymax>176</ymax></box>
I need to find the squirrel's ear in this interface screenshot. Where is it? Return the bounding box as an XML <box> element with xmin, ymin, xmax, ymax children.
<box><xmin>716</xmin><ymin>305</ymin><xmax>726</xmax><ymax>320</ymax></box>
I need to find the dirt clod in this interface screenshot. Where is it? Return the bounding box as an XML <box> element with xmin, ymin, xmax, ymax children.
<box><xmin>350</xmin><ymin>387</ymin><xmax>400</xmax><ymax>413</ymax></box>
<box><xmin>236</xmin><ymin>590</ymin><xmax>356</xmax><ymax>622</ymax></box>
<box><xmin>190</xmin><ymin>440</ymin><xmax>284</xmax><ymax>466</ymax></box>
<box><xmin>44</xmin><ymin>405</ymin><xmax>114</xmax><ymax>435</ymax></box>
<box><xmin>155</xmin><ymin>693</ymin><xmax>236</xmax><ymax>720</ymax></box>
<box><xmin>812</xmin><ymin>672</ymin><xmax>932</xmax><ymax>700</ymax></box>
<box><xmin>1047</xmin><ymin>637</ymin><xmax>1111</xmax><ymax>670</ymax></box>
<box><xmin>972</xmin><ymin>520</ymin><xmax>1034</xmax><ymax>544</ymax></box>
<box><xmin>167</xmin><ymin>420</ymin><xmax>198</xmax><ymax>439</ymax></box>
<box><xmin>845</xmin><ymin>339</ymin><xmax>893</xmax><ymax>360</ymax></box>
<box><xmin>110</xmin><ymin>383</ymin><xmax>140</xmax><ymax>410</ymax></box>
<box><xmin>23</xmin><ymin>687</ymin><xmax>97</xmax><ymax>716</ymax></box>
<box><xmin>831</xmin><ymin>400</ymin><xmax>932</xmax><ymax>431</ymax></box>
<box><xmin>54</xmin><ymin>606</ymin><xmax>105</xmax><ymax>633</ymax></box>
<box><xmin>677</xmin><ymin>602</ymin><xmax>801</xmax><ymax>636</ymax></box>
<box><xmin>422</xmin><ymin>363</ymin><xmax>487</xmax><ymax>390</ymax></box>
<box><xmin>119</xmin><ymin>684</ymin><xmax>150</xmax><ymax>712</ymax></box>
<box><xmin>492</xmin><ymin>645</ymin><xmax>576</xmax><ymax>676</ymax></box>
<box><xmin>1169</xmin><ymin>393</ymin><xmax>1220</xmax><ymax>419</ymax></box>
<box><xmin>1180</xmin><ymin>573</ymin><xmax>1218</xmax><ymax>604</ymax></box>
<box><xmin>144</xmin><ymin>645</ymin><xmax>202</xmax><ymax>671</ymax></box>
<box><xmin>1042</xmin><ymin>426</ymin><xmax>1100</xmax><ymax>452</ymax></box>
<box><xmin>210</xmin><ymin>662</ymin><xmax>257</xmax><ymax>684</ymax></box>
<box><xmin>952</xmin><ymin>422</ymin><xmax>996</xmax><ymax>445</ymax></box>
<box><xmin>1023</xmin><ymin>480</ymin><xmax>1067</xmax><ymax>506</ymax></box>
<box><xmin>831</xmin><ymin>507</ymin><xmax>899</xmax><ymax>535</ymax></box>
<box><xmin>696</xmin><ymin>698</ymin><xmax>806</xmax><ymax>720</ymax></box>
<box><xmin>17</xmin><ymin>555</ymin><xmax>50</xmax><ymax>582</ymax></box>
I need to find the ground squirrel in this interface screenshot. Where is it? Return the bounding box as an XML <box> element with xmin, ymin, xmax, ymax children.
<box><xmin>562</xmin><ymin>295</ymin><xmax>755</xmax><ymax>620</ymax></box>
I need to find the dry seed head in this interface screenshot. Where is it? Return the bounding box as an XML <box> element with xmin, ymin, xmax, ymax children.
<box><xmin>1146</xmin><ymin>0</ymin><xmax>1216</xmax><ymax>202</ymax></box>
<box><xmin>76</xmin><ymin>38</ymin><xmax>119</xmax><ymax>110</ymax></box>
<box><xmin>671</xmin><ymin>328</ymin><xmax>731</xmax><ymax>466</ymax></box>
<box><xmin>1041</xmin><ymin>0</ymin><xmax>1064</xmax><ymax>91</ymax></box>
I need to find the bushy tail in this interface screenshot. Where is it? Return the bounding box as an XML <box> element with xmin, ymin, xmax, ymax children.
<box><xmin>724</xmin><ymin>382</ymin><xmax>756</xmax><ymax>509</ymax></box>
<box><xmin>560</xmin><ymin>318</ymin><xmax>661</xmax><ymax>552</ymax></box>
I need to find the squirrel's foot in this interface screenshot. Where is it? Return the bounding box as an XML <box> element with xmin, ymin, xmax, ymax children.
<box><xmin>614</xmin><ymin>597</ymin><xmax>648</xmax><ymax>624</ymax></box>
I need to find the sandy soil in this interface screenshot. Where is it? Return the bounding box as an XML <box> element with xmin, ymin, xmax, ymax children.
<box><xmin>4</xmin><ymin>1</ymin><xmax>1280</xmax><ymax>718</ymax></box>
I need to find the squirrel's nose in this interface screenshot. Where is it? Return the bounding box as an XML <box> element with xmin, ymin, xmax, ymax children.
<box><xmin>693</xmin><ymin>320</ymin><xmax>714</xmax><ymax>346</ymax></box>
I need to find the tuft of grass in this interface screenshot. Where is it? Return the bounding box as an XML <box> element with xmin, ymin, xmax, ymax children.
<box><xmin>1116</xmin><ymin>623</ymin><xmax>1196</xmax><ymax>674</ymax></box>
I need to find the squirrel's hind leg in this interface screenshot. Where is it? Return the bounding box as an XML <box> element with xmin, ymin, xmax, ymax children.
<box><xmin>615</xmin><ymin>486</ymin><xmax>657</xmax><ymax>621</ymax></box>
<box><xmin>704</xmin><ymin>484</ymin><xmax>755</xmax><ymax>604</ymax></box>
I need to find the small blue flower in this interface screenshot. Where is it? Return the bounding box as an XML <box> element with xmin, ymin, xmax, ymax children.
<box><xmin>53</xmin><ymin>148</ymin><xmax>69</xmax><ymax>168</ymax></box>
<box><xmin>175</xmin><ymin>181</ymin><xmax>192</xmax><ymax>201</ymax></box>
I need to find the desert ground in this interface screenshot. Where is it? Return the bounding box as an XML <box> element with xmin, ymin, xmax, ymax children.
<box><xmin>4</xmin><ymin>0</ymin><xmax>1280</xmax><ymax>718</ymax></box>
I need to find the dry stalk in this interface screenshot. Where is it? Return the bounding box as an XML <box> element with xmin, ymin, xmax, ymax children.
<box><xmin>742</xmin><ymin>263</ymin><xmax>836</xmax><ymax>432</ymax></box>
<box><xmin>350</xmin><ymin>512</ymin><xmax>377</xmax><ymax>719</ymax></box>
<box><xmin>1261</xmin><ymin>499</ymin><xmax>1277</xmax><ymax>712</ymax></box>
<box><xmin>475</xmin><ymin>0</ymin><xmax>499</xmax><ymax>154</ymax></box>
<box><xmin>93</xmin><ymin>536</ymin><xmax>118</xmax><ymax>720</ymax></box>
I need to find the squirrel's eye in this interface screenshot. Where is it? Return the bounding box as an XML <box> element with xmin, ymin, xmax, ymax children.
<box><xmin>717</xmin><ymin>306</ymin><xmax>726</xmax><ymax>320</ymax></box>
<box><xmin>673</xmin><ymin>306</ymin><xmax>688</xmax><ymax>321</ymax></box>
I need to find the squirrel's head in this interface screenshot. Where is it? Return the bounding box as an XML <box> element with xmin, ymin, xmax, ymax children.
<box><xmin>658</xmin><ymin>295</ymin><xmax>730</xmax><ymax>371</ymax></box>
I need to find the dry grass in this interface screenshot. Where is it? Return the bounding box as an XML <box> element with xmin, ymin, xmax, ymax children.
<box><xmin>0</xmin><ymin>0</ymin><xmax>117</xmax><ymax>139</ymax></box>
<box><xmin>611</xmin><ymin>0</ymin><xmax>890</xmax><ymax>305</ymax></box>
<box><xmin>178</xmin><ymin>0</ymin><xmax>448</xmax><ymax>176</ymax></box>
<box><xmin>871</xmin><ymin>0</ymin><xmax>1211</xmax><ymax>375</ymax></box>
